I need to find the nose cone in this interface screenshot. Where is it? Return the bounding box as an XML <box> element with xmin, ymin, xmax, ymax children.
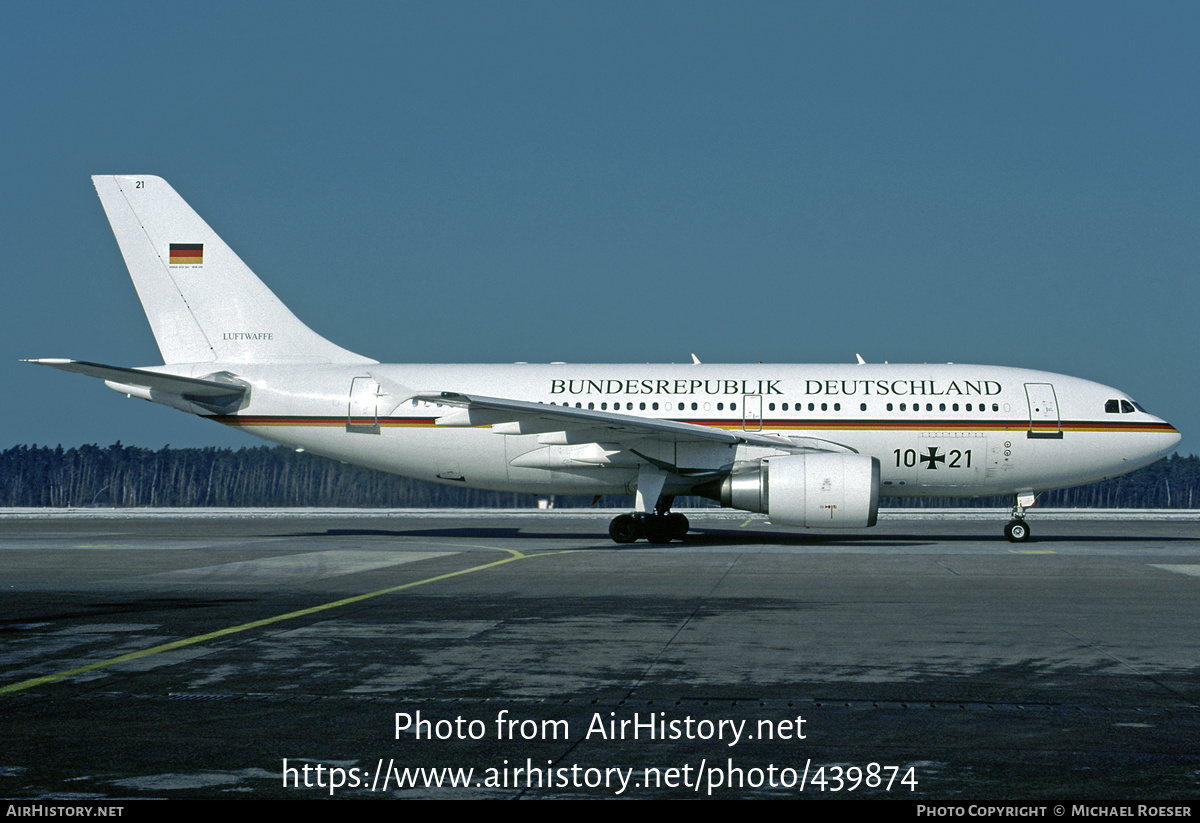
<box><xmin>1118</xmin><ymin>419</ymin><xmax>1181</xmax><ymax>476</ymax></box>
<box><xmin>1161</xmin><ymin>422</ymin><xmax>1182</xmax><ymax>454</ymax></box>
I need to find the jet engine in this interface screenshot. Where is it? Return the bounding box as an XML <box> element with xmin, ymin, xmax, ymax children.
<box><xmin>712</xmin><ymin>453</ymin><xmax>880</xmax><ymax>528</ymax></box>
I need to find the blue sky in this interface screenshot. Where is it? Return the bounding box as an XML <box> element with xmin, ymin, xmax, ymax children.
<box><xmin>4</xmin><ymin>1</ymin><xmax>1197</xmax><ymax>452</ymax></box>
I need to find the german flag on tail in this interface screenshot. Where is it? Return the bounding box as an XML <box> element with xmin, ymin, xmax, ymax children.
<box><xmin>169</xmin><ymin>243</ymin><xmax>203</xmax><ymax>265</ymax></box>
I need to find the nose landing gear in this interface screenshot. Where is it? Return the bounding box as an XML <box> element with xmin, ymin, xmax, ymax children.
<box><xmin>1004</xmin><ymin>519</ymin><xmax>1030</xmax><ymax>542</ymax></box>
<box><xmin>1004</xmin><ymin>493</ymin><xmax>1035</xmax><ymax>542</ymax></box>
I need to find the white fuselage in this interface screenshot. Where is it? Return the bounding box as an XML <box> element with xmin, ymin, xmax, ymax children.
<box><xmin>160</xmin><ymin>361</ymin><xmax>1179</xmax><ymax>502</ymax></box>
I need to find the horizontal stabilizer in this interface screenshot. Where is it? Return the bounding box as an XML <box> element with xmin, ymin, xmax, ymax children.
<box><xmin>25</xmin><ymin>359</ymin><xmax>247</xmax><ymax>412</ymax></box>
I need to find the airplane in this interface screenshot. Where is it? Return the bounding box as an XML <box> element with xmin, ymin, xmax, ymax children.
<box><xmin>27</xmin><ymin>175</ymin><xmax>1181</xmax><ymax>544</ymax></box>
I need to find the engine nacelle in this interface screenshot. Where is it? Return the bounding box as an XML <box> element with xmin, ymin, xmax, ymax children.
<box><xmin>718</xmin><ymin>453</ymin><xmax>880</xmax><ymax>528</ymax></box>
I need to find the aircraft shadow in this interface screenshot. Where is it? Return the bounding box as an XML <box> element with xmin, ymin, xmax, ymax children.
<box><xmin>280</xmin><ymin>525</ymin><xmax>1200</xmax><ymax>547</ymax></box>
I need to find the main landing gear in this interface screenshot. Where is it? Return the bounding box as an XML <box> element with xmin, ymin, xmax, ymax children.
<box><xmin>1004</xmin><ymin>493</ymin><xmax>1035</xmax><ymax>543</ymax></box>
<box><xmin>609</xmin><ymin>511</ymin><xmax>690</xmax><ymax>544</ymax></box>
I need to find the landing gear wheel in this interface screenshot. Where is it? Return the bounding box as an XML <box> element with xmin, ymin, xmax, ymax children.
<box><xmin>667</xmin><ymin>512</ymin><xmax>689</xmax><ymax>541</ymax></box>
<box><xmin>643</xmin><ymin>516</ymin><xmax>674</xmax><ymax>544</ymax></box>
<box><xmin>609</xmin><ymin>514</ymin><xmax>641</xmax><ymax>544</ymax></box>
<box><xmin>1004</xmin><ymin>519</ymin><xmax>1030</xmax><ymax>543</ymax></box>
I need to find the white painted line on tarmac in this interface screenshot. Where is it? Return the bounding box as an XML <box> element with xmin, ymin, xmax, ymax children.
<box><xmin>1150</xmin><ymin>564</ymin><xmax>1200</xmax><ymax>578</ymax></box>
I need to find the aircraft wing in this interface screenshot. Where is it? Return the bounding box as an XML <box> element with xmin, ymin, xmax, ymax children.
<box><xmin>412</xmin><ymin>390</ymin><xmax>807</xmax><ymax>450</ymax></box>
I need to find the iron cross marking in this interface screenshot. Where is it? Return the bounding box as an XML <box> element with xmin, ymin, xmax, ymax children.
<box><xmin>920</xmin><ymin>447</ymin><xmax>947</xmax><ymax>470</ymax></box>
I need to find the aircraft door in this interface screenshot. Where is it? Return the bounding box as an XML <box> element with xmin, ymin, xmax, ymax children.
<box><xmin>1025</xmin><ymin>383</ymin><xmax>1062</xmax><ymax>439</ymax></box>
<box><xmin>347</xmin><ymin>377</ymin><xmax>381</xmax><ymax>434</ymax></box>
<box><xmin>743</xmin><ymin>395</ymin><xmax>762</xmax><ymax>432</ymax></box>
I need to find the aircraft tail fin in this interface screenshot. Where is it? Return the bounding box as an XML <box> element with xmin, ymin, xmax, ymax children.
<box><xmin>92</xmin><ymin>175</ymin><xmax>374</xmax><ymax>365</ymax></box>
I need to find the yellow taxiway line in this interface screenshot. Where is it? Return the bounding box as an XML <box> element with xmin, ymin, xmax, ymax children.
<box><xmin>2</xmin><ymin>547</ymin><xmax>558</xmax><ymax>695</ymax></box>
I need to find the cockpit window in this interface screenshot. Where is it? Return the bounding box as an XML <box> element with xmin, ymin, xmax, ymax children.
<box><xmin>1120</xmin><ymin>400</ymin><xmax>1135</xmax><ymax>414</ymax></box>
<box><xmin>1105</xmin><ymin>399</ymin><xmax>1120</xmax><ymax>413</ymax></box>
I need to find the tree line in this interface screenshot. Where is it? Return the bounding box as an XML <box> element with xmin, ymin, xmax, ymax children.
<box><xmin>1</xmin><ymin>443</ymin><xmax>1197</xmax><ymax>509</ymax></box>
